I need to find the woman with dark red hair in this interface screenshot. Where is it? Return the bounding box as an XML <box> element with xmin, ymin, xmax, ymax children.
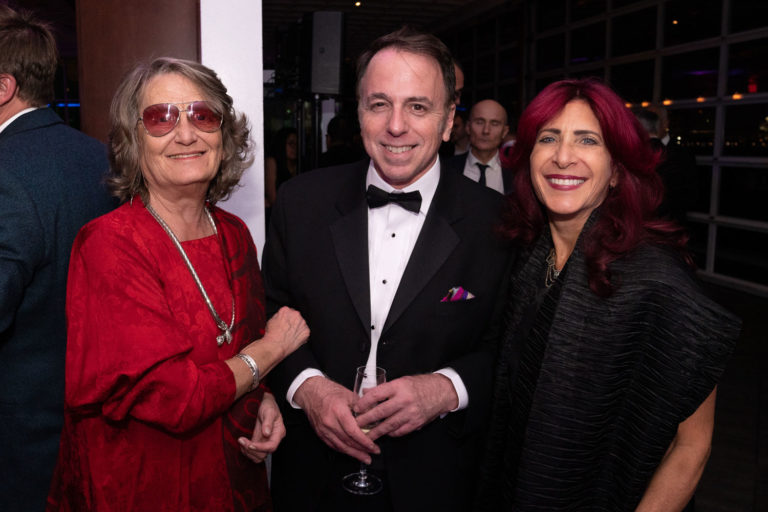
<box><xmin>475</xmin><ymin>79</ymin><xmax>739</xmax><ymax>511</ymax></box>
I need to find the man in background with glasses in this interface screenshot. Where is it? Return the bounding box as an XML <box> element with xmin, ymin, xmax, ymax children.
<box><xmin>0</xmin><ymin>6</ymin><xmax>113</xmax><ymax>511</ymax></box>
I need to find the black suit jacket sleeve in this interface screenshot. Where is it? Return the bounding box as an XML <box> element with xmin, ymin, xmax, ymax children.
<box><xmin>261</xmin><ymin>178</ymin><xmax>324</xmax><ymax>400</ymax></box>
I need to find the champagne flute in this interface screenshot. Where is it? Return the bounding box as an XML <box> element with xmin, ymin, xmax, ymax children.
<box><xmin>342</xmin><ymin>365</ymin><xmax>386</xmax><ymax>495</ymax></box>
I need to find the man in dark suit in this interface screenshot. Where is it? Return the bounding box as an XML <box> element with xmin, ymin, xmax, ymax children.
<box><xmin>0</xmin><ymin>7</ymin><xmax>114</xmax><ymax>511</ymax></box>
<box><xmin>264</xmin><ymin>28</ymin><xmax>509</xmax><ymax>511</ymax></box>
<box><xmin>443</xmin><ymin>99</ymin><xmax>513</xmax><ymax>194</ymax></box>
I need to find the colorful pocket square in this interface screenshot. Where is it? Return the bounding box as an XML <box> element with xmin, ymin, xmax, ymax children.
<box><xmin>441</xmin><ymin>286</ymin><xmax>475</xmax><ymax>302</ymax></box>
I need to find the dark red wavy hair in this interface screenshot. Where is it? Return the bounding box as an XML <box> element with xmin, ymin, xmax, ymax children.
<box><xmin>501</xmin><ymin>78</ymin><xmax>690</xmax><ymax>296</ymax></box>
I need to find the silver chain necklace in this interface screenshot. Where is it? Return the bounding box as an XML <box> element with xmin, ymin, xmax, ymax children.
<box><xmin>145</xmin><ymin>203</ymin><xmax>235</xmax><ymax>346</ymax></box>
<box><xmin>545</xmin><ymin>248</ymin><xmax>562</xmax><ymax>288</ymax></box>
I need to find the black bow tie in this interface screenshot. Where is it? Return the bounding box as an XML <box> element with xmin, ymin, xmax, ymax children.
<box><xmin>366</xmin><ymin>185</ymin><xmax>422</xmax><ymax>213</ymax></box>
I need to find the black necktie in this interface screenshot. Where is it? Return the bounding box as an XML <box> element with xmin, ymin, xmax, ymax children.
<box><xmin>476</xmin><ymin>163</ymin><xmax>489</xmax><ymax>187</ymax></box>
<box><xmin>366</xmin><ymin>185</ymin><xmax>422</xmax><ymax>213</ymax></box>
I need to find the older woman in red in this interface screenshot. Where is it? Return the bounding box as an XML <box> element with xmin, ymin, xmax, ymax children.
<box><xmin>47</xmin><ymin>58</ymin><xmax>309</xmax><ymax>512</ymax></box>
<box><xmin>475</xmin><ymin>79</ymin><xmax>739</xmax><ymax>511</ymax></box>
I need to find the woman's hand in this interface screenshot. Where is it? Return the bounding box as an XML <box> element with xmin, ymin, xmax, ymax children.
<box><xmin>230</xmin><ymin>307</ymin><xmax>309</xmax><ymax>400</ymax></box>
<box><xmin>264</xmin><ymin>306</ymin><xmax>310</xmax><ymax>358</ymax></box>
<box><xmin>237</xmin><ymin>392</ymin><xmax>286</xmax><ymax>463</ymax></box>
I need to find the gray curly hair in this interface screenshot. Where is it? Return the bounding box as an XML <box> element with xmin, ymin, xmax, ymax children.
<box><xmin>107</xmin><ymin>57</ymin><xmax>253</xmax><ymax>204</ymax></box>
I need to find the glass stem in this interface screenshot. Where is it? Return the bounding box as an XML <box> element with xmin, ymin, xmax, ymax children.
<box><xmin>357</xmin><ymin>462</ymin><xmax>369</xmax><ymax>484</ymax></box>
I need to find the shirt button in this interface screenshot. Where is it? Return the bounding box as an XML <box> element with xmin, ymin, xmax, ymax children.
<box><xmin>391</xmin><ymin>233</ymin><xmax>396</xmax><ymax>238</ymax></box>
<box><xmin>382</xmin><ymin>279</ymin><xmax>387</xmax><ymax>284</ymax></box>
<box><xmin>371</xmin><ymin>325</ymin><xmax>375</xmax><ymax>330</ymax></box>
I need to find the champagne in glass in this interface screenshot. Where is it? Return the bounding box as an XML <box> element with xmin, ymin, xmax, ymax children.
<box><xmin>342</xmin><ymin>365</ymin><xmax>386</xmax><ymax>495</ymax></box>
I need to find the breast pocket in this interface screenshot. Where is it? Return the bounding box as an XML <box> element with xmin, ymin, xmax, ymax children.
<box><xmin>436</xmin><ymin>297</ymin><xmax>480</xmax><ymax>316</ymax></box>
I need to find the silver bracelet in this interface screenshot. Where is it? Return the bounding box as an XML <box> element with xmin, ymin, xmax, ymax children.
<box><xmin>235</xmin><ymin>353</ymin><xmax>260</xmax><ymax>391</ymax></box>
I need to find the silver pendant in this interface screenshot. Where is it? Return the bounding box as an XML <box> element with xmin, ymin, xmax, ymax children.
<box><xmin>217</xmin><ymin>329</ymin><xmax>233</xmax><ymax>347</ymax></box>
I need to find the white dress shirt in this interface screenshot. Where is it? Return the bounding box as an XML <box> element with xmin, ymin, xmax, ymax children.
<box><xmin>286</xmin><ymin>159</ymin><xmax>469</xmax><ymax>411</ymax></box>
<box><xmin>463</xmin><ymin>150</ymin><xmax>504</xmax><ymax>194</ymax></box>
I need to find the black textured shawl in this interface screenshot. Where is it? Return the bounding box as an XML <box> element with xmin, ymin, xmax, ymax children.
<box><xmin>476</xmin><ymin>224</ymin><xmax>740</xmax><ymax>511</ymax></box>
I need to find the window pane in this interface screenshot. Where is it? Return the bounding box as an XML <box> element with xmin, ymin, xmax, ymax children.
<box><xmin>475</xmin><ymin>86</ymin><xmax>495</xmax><ymax>102</ymax></box>
<box><xmin>461</xmin><ymin>61</ymin><xmax>475</xmax><ymax>105</ymax></box>
<box><xmin>499</xmin><ymin>47</ymin><xmax>521</xmax><ymax>81</ymax></box>
<box><xmin>715</xmin><ymin>227</ymin><xmax>768</xmax><ymax>286</ymax></box>
<box><xmin>60</xmin><ymin>59</ymin><xmax>79</xmax><ymax>100</ymax></box>
<box><xmin>571</xmin><ymin>22</ymin><xmax>605</xmax><ymax>64</ymax></box>
<box><xmin>476</xmin><ymin>20</ymin><xmax>496</xmax><ymax>54</ymax></box>
<box><xmin>691</xmin><ymin>165</ymin><xmax>712</xmax><ymax>214</ymax></box>
<box><xmin>612</xmin><ymin>0</ymin><xmax>642</xmax><ymax>7</ymax></box>
<box><xmin>612</xmin><ymin>7</ymin><xmax>656</xmax><ymax>56</ymax></box>
<box><xmin>723</xmin><ymin>103</ymin><xmax>768</xmax><ymax>157</ymax></box>
<box><xmin>476</xmin><ymin>54</ymin><xmax>495</xmax><ymax>85</ymax></box>
<box><xmin>570</xmin><ymin>0</ymin><xmax>605</xmax><ymax>21</ymax></box>
<box><xmin>610</xmin><ymin>60</ymin><xmax>654</xmax><ymax>104</ymax></box>
<box><xmin>730</xmin><ymin>0</ymin><xmax>768</xmax><ymax>33</ymax></box>
<box><xmin>664</xmin><ymin>0</ymin><xmax>722</xmax><ymax>46</ymax></box>
<box><xmin>728</xmin><ymin>38</ymin><xmax>768</xmax><ymax>96</ymax></box>
<box><xmin>51</xmin><ymin>104</ymin><xmax>81</xmax><ymax>130</ymax></box>
<box><xmin>536</xmin><ymin>0</ymin><xmax>566</xmax><ymax>32</ymax></box>
<box><xmin>497</xmin><ymin>84</ymin><xmax>520</xmax><ymax>122</ymax></box>
<box><xmin>571</xmin><ymin>68</ymin><xmax>604</xmax><ymax>81</ymax></box>
<box><xmin>667</xmin><ymin>107</ymin><xmax>716</xmax><ymax>156</ymax></box>
<box><xmin>455</xmin><ymin>28</ymin><xmax>473</xmax><ymax>60</ymax></box>
<box><xmin>536</xmin><ymin>77</ymin><xmax>563</xmax><ymax>95</ymax></box>
<box><xmin>662</xmin><ymin>48</ymin><xmax>719</xmax><ymax>100</ymax></box>
<box><xmin>461</xmin><ymin>60</ymin><xmax>474</xmax><ymax>91</ymax></box>
<box><xmin>720</xmin><ymin>167</ymin><xmax>768</xmax><ymax>221</ymax></box>
<box><xmin>500</xmin><ymin>12</ymin><xmax>523</xmax><ymax>46</ymax></box>
<box><xmin>536</xmin><ymin>34</ymin><xmax>565</xmax><ymax>71</ymax></box>
<box><xmin>686</xmin><ymin>220</ymin><xmax>708</xmax><ymax>268</ymax></box>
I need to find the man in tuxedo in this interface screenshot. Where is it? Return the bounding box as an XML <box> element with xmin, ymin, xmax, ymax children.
<box><xmin>264</xmin><ymin>27</ymin><xmax>509</xmax><ymax>511</ymax></box>
<box><xmin>444</xmin><ymin>99</ymin><xmax>513</xmax><ymax>194</ymax></box>
<box><xmin>0</xmin><ymin>7</ymin><xmax>114</xmax><ymax>511</ymax></box>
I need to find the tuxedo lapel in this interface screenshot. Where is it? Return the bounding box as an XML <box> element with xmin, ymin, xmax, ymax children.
<box><xmin>383</xmin><ymin>169</ymin><xmax>462</xmax><ymax>333</ymax></box>
<box><xmin>330</xmin><ymin>162</ymin><xmax>372</xmax><ymax>336</ymax></box>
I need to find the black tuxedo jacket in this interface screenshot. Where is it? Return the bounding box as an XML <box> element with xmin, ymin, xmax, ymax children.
<box><xmin>262</xmin><ymin>159</ymin><xmax>510</xmax><ymax>511</ymax></box>
<box><xmin>443</xmin><ymin>151</ymin><xmax>514</xmax><ymax>195</ymax></box>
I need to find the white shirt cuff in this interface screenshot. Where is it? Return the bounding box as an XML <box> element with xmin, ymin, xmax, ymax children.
<box><xmin>434</xmin><ymin>367</ymin><xmax>468</xmax><ymax>413</ymax></box>
<box><xmin>286</xmin><ymin>368</ymin><xmax>325</xmax><ymax>409</ymax></box>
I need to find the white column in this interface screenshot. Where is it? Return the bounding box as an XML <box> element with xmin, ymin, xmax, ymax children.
<box><xmin>199</xmin><ymin>0</ymin><xmax>265</xmax><ymax>257</ymax></box>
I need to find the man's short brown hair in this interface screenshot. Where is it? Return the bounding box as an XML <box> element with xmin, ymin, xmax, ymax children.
<box><xmin>0</xmin><ymin>5</ymin><xmax>58</xmax><ymax>106</ymax></box>
<box><xmin>356</xmin><ymin>26</ymin><xmax>456</xmax><ymax>112</ymax></box>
